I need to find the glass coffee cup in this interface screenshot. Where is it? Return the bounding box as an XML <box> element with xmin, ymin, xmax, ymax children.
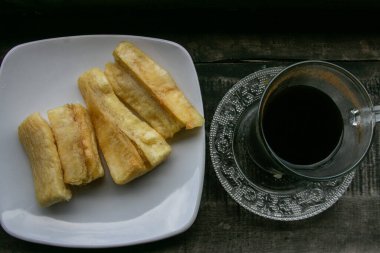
<box><xmin>247</xmin><ymin>60</ymin><xmax>380</xmax><ymax>180</ymax></box>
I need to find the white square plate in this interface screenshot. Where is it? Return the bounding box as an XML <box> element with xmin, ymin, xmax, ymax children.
<box><xmin>0</xmin><ymin>35</ymin><xmax>205</xmax><ymax>248</ymax></box>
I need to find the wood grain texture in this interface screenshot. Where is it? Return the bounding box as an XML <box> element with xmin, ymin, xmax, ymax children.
<box><xmin>178</xmin><ymin>34</ymin><xmax>380</xmax><ymax>62</ymax></box>
<box><xmin>1</xmin><ymin>5</ymin><xmax>380</xmax><ymax>251</ymax></box>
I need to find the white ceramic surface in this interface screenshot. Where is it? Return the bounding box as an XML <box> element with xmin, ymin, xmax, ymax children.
<box><xmin>0</xmin><ymin>35</ymin><xmax>205</xmax><ymax>248</ymax></box>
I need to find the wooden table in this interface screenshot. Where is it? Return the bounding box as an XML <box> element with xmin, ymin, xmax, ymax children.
<box><xmin>1</xmin><ymin>3</ymin><xmax>380</xmax><ymax>252</ymax></box>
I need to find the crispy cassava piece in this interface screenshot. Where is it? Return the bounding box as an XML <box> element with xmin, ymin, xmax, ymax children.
<box><xmin>91</xmin><ymin>112</ymin><xmax>149</xmax><ymax>184</ymax></box>
<box><xmin>18</xmin><ymin>113</ymin><xmax>72</xmax><ymax>207</ymax></box>
<box><xmin>48</xmin><ymin>104</ymin><xmax>104</xmax><ymax>185</ymax></box>
<box><xmin>113</xmin><ymin>41</ymin><xmax>204</xmax><ymax>129</ymax></box>
<box><xmin>104</xmin><ymin>62</ymin><xmax>183</xmax><ymax>139</ymax></box>
<box><xmin>78</xmin><ymin>68</ymin><xmax>171</xmax><ymax>183</ymax></box>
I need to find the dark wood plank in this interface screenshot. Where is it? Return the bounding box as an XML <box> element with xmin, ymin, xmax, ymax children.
<box><xmin>174</xmin><ymin>34</ymin><xmax>380</xmax><ymax>62</ymax></box>
<box><xmin>2</xmin><ymin>2</ymin><xmax>380</xmax><ymax>64</ymax></box>
<box><xmin>4</xmin><ymin>33</ymin><xmax>380</xmax><ymax>66</ymax></box>
<box><xmin>2</xmin><ymin>0</ymin><xmax>380</xmax><ymax>35</ymax></box>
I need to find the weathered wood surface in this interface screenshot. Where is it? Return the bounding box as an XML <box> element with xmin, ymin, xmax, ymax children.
<box><xmin>1</xmin><ymin>5</ymin><xmax>380</xmax><ymax>253</ymax></box>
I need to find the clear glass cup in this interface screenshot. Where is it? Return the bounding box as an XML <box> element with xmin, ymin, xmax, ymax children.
<box><xmin>247</xmin><ymin>60</ymin><xmax>380</xmax><ymax>180</ymax></box>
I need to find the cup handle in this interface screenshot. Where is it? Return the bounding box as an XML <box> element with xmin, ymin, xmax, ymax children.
<box><xmin>373</xmin><ymin>105</ymin><xmax>380</xmax><ymax>122</ymax></box>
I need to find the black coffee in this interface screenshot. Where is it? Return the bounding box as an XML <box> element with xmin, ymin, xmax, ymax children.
<box><xmin>262</xmin><ymin>85</ymin><xmax>343</xmax><ymax>165</ymax></box>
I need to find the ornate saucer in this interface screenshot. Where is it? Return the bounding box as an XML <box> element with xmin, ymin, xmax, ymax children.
<box><xmin>209</xmin><ymin>67</ymin><xmax>355</xmax><ymax>221</ymax></box>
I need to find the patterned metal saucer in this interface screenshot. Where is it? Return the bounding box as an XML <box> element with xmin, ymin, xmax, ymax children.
<box><xmin>209</xmin><ymin>67</ymin><xmax>355</xmax><ymax>221</ymax></box>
